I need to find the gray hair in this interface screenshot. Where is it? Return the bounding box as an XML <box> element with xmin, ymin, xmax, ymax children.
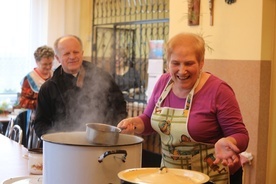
<box><xmin>54</xmin><ymin>35</ymin><xmax>83</xmax><ymax>55</ymax></box>
<box><xmin>34</xmin><ymin>45</ymin><xmax>55</xmax><ymax>61</ymax></box>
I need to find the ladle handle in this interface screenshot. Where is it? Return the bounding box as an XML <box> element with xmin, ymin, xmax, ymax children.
<box><xmin>159</xmin><ymin>166</ymin><xmax>168</xmax><ymax>173</ymax></box>
<box><xmin>98</xmin><ymin>150</ymin><xmax>127</xmax><ymax>163</ymax></box>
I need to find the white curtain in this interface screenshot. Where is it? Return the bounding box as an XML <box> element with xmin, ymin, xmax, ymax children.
<box><xmin>0</xmin><ymin>1</ymin><xmax>34</xmax><ymax>94</ymax></box>
<box><xmin>0</xmin><ymin>0</ymin><xmax>80</xmax><ymax>108</ymax></box>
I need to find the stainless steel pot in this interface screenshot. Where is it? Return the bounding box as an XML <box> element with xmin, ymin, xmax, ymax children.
<box><xmin>86</xmin><ymin>123</ymin><xmax>121</xmax><ymax>145</ymax></box>
<box><xmin>42</xmin><ymin>131</ymin><xmax>143</xmax><ymax>184</ymax></box>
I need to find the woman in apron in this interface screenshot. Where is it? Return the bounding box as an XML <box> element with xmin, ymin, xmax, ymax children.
<box><xmin>118</xmin><ymin>32</ymin><xmax>249</xmax><ymax>184</ymax></box>
<box><xmin>19</xmin><ymin>45</ymin><xmax>54</xmax><ymax>111</ymax></box>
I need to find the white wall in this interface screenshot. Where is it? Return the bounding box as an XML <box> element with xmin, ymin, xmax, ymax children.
<box><xmin>170</xmin><ymin>0</ymin><xmax>263</xmax><ymax>60</ymax></box>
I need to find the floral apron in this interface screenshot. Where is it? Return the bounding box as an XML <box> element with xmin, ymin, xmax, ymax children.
<box><xmin>151</xmin><ymin>78</ymin><xmax>229</xmax><ymax>184</ymax></box>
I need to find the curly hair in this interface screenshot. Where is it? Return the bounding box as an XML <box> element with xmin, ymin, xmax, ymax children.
<box><xmin>34</xmin><ymin>45</ymin><xmax>55</xmax><ymax>61</ymax></box>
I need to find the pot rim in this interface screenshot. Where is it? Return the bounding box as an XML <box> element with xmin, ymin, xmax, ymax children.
<box><xmin>28</xmin><ymin>148</ymin><xmax>43</xmax><ymax>154</ymax></box>
<box><xmin>41</xmin><ymin>131</ymin><xmax>144</xmax><ymax>147</ymax></box>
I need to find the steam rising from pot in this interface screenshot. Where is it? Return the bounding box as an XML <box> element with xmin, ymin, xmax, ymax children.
<box><xmin>49</xmin><ymin>66</ymin><xmax>123</xmax><ymax>134</ymax></box>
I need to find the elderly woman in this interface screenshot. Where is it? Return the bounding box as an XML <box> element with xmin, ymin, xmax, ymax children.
<box><xmin>19</xmin><ymin>45</ymin><xmax>54</xmax><ymax>110</ymax></box>
<box><xmin>117</xmin><ymin>32</ymin><xmax>249</xmax><ymax>184</ymax></box>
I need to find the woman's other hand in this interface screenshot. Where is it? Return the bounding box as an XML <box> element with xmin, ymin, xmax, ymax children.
<box><xmin>213</xmin><ymin>137</ymin><xmax>240</xmax><ymax>167</ymax></box>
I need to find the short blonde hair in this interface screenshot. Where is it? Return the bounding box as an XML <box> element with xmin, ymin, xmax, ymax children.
<box><xmin>165</xmin><ymin>32</ymin><xmax>205</xmax><ymax>63</ymax></box>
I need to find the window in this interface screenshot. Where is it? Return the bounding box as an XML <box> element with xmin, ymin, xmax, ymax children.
<box><xmin>0</xmin><ymin>0</ymin><xmax>84</xmax><ymax>110</ymax></box>
<box><xmin>0</xmin><ymin>0</ymin><xmax>46</xmax><ymax>109</ymax></box>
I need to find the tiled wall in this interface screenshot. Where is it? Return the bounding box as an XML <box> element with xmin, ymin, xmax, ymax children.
<box><xmin>204</xmin><ymin>59</ymin><xmax>271</xmax><ymax>184</ymax></box>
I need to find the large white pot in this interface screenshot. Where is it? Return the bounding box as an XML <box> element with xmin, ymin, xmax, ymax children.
<box><xmin>42</xmin><ymin>131</ymin><xmax>143</xmax><ymax>184</ymax></box>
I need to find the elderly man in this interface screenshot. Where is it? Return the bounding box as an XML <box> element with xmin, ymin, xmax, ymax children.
<box><xmin>34</xmin><ymin>35</ymin><xmax>127</xmax><ymax>138</ymax></box>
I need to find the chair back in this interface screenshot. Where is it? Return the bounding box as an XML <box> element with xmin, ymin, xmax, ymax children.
<box><xmin>5</xmin><ymin>118</ymin><xmax>14</xmax><ymax>137</ymax></box>
<box><xmin>8</xmin><ymin>125</ymin><xmax>23</xmax><ymax>144</ymax></box>
<box><xmin>27</xmin><ymin>122</ymin><xmax>41</xmax><ymax>149</ymax></box>
<box><xmin>13</xmin><ymin>110</ymin><xmax>32</xmax><ymax>147</ymax></box>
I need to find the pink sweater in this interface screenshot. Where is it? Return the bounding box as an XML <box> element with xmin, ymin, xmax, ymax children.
<box><xmin>139</xmin><ymin>73</ymin><xmax>249</xmax><ymax>173</ymax></box>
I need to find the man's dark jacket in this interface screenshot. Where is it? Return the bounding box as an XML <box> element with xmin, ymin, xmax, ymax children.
<box><xmin>34</xmin><ymin>61</ymin><xmax>127</xmax><ymax>138</ymax></box>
